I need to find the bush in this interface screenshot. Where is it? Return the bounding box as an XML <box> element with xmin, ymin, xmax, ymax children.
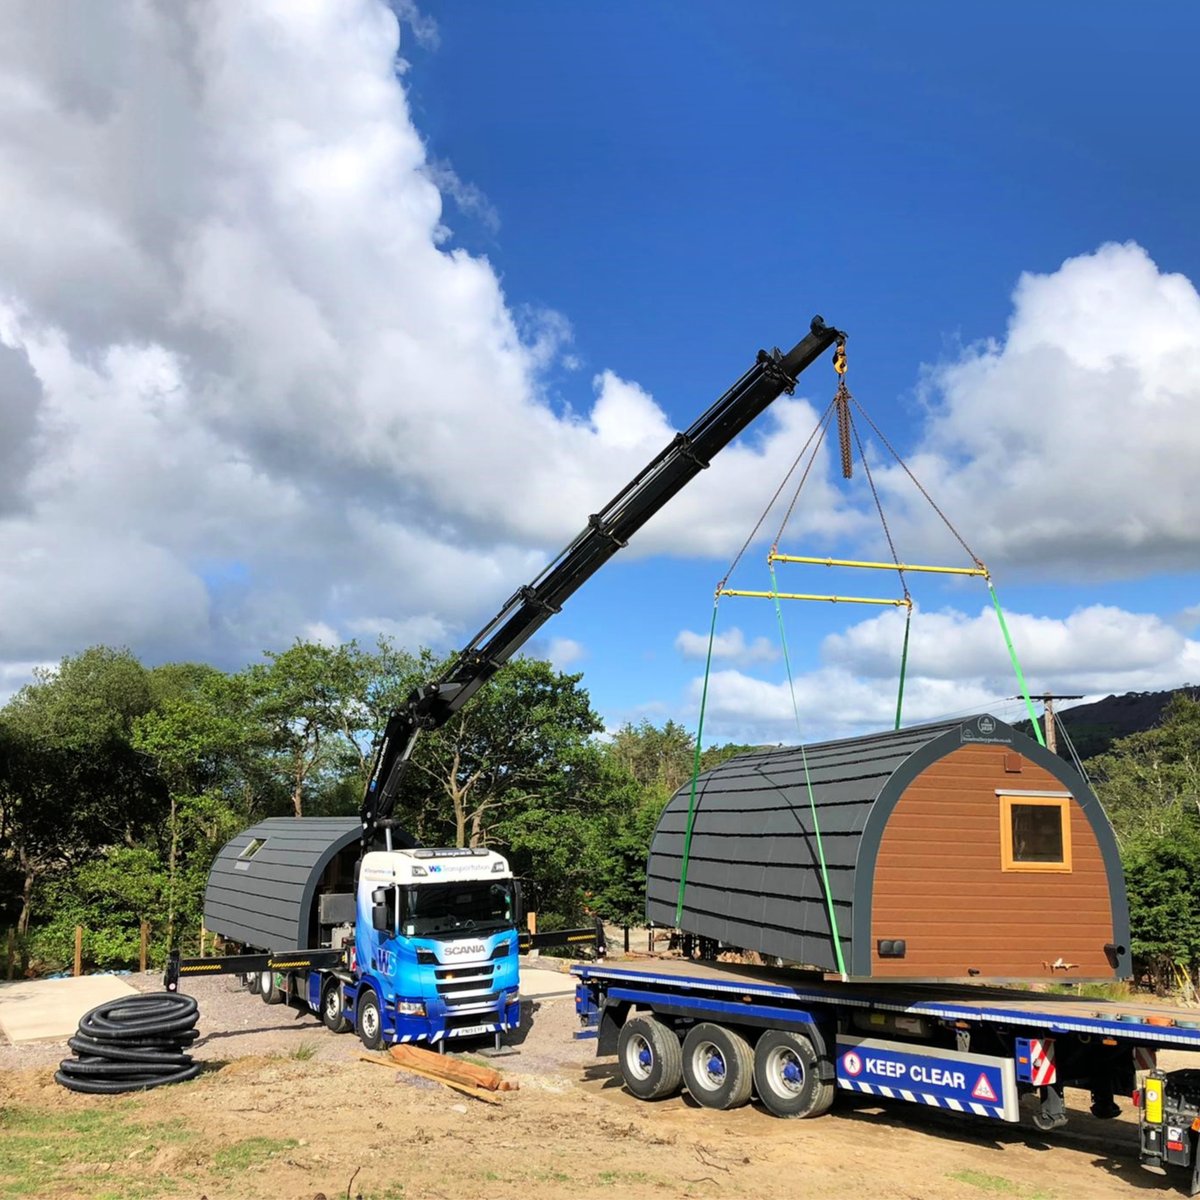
<box><xmin>30</xmin><ymin>847</ymin><xmax>168</xmax><ymax>971</ymax></box>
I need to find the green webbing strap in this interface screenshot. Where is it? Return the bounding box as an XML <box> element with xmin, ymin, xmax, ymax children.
<box><xmin>894</xmin><ymin>605</ymin><xmax>912</xmax><ymax>731</ymax></box>
<box><xmin>988</xmin><ymin>581</ymin><xmax>1045</xmax><ymax>747</ymax></box>
<box><xmin>676</xmin><ymin>601</ymin><xmax>719</xmax><ymax>924</ymax></box>
<box><xmin>769</xmin><ymin>564</ymin><xmax>848</xmax><ymax>979</ymax></box>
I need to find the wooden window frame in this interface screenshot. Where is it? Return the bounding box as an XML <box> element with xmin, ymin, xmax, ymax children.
<box><xmin>999</xmin><ymin>795</ymin><xmax>1072</xmax><ymax>872</ymax></box>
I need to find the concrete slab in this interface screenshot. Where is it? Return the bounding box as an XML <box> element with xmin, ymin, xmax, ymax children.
<box><xmin>518</xmin><ymin>961</ymin><xmax>577</xmax><ymax>999</ymax></box>
<box><xmin>0</xmin><ymin>974</ymin><xmax>138</xmax><ymax>1043</ymax></box>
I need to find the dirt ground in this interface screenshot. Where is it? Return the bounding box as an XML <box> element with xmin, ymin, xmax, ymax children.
<box><xmin>1</xmin><ymin>964</ymin><xmax>1195</xmax><ymax>1200</ymax></box>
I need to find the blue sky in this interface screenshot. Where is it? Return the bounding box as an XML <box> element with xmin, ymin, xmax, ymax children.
<box><xmin>1</xmin><ymin>2</ymin><xmax>1199</xmax><ymax>744</ymax></box>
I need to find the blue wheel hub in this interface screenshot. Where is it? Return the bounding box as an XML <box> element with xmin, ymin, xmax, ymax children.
<box><xmin>639</xmin><ymin>1047</ymin><xmax>652</xmax><ymax>1067</ymax></box>
<box><xmin>783</xmin><ymin>1061</ymin><xmax>801</xmax><ymax>1083</ymax></box>
<box><xmin>707</xmin><ymin>1054</ymin><xmax>725</xmax><ymax>1077</ymax></box>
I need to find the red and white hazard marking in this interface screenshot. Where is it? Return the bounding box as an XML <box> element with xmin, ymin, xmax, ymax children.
<box><xmin>842</xmin><ymin>1051</ymin><xmax>863</xmax><ymax>1077</ymax></box>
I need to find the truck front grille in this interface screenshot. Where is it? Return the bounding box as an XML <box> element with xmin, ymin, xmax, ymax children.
<box><xmin>435</xmin><ymin>963</ymin><xmax>496</xmax><ymax>1007</ymax></box>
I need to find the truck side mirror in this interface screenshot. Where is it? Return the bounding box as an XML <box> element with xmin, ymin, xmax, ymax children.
<box><xmin>371</xmin><ymin>887</ymin><xmax>392</xmax><ymax>934</ymax></box>
<box><xmin>513</xmin><ymin>880</ymin><xmax>524</xmax><ymax>924</ymax></box>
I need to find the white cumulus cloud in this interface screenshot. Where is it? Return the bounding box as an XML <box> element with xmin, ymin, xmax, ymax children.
<box><xmin>881</xmin><ymin>242</ymin><xmax>1200</xmax><ymax>578</ymax></box>
<box><xmin>0</xmin><ymin>1</ymin><xmax>855</xmax><ymax>679</ymax></box>
<box><xmin>687</xmin><ymin>601</ymin><xmax>1200</xmax><ymax>744</ymax></box>
<box><xmin>675</xmin><ymin>626</ymin><xmax>779</xmax><ymax>666</ymax></box>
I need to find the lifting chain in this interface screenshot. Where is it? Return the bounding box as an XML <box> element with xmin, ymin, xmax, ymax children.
<box><xmin>833</xmin><ymin>341</ymin><xmax>853</xmax><ymax>479</ymax></box>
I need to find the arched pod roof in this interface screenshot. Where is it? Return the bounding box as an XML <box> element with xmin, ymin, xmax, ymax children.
<box><xmin>646</xmin><ymin>714</ymin><xmax>1129</xmax><ymax>980</ymax></box>
<box><xmin>203</xmin><ymin>817</ymin><xmax>365</xmax><ymax>951</ymax></box>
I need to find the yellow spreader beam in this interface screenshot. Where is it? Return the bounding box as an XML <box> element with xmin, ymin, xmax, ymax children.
<box><xmin>769</xmin><ymin>553</ymin><xmax>988</xmax><ymax>578</ymax></box>
<box><xmin>719</xmin><ymin>588</ymin><xmax>911</xmax><ymax>607</ymax></box>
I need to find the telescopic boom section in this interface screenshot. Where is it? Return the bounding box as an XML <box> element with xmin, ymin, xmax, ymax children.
<box><xmin>360</xmin><ymin>315</ymin><xmax>846</xmax><ymax>848</ymax></box>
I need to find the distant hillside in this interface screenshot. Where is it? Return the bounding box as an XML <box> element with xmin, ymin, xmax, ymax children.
<box><xmin>1013</xmin><ymin>687</ymin><xmax>1200</xmax><ymax>763</ymax></box>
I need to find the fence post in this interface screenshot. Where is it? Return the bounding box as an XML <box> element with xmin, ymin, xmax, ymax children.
<box><xmin>73</xmin><ymin>925</ymin><xmax>83</xmax><ymax>977</ymax></box>
<box><xmin>5</xmin><ymin>927</ymin><xmax>14</xmax><ymax>981</ymax></box>
<box><xmin>199</xmin><ymin>923</ymin><xmax>207</xmax><ymax>958</ymax></box>
<box><xmin>140</xmin><ymin>922</ymin><xmax>150</xmax><ymax>973</ymax></box>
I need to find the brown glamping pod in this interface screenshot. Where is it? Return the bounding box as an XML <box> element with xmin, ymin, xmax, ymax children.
<box><xmin>646</xmin><ymin>714</ymin><xmax>1131</xmax><ymax>982</ymax></box>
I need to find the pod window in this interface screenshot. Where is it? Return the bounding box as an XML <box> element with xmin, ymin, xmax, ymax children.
<box><xmin>1000</xmin><ymin>796</ymin><xmax>1071</xmax><ymax>871</ymax></box>
<box><xmin>239</xmin><ymin>837</ymin><xmax>267</xmax><ymax>860</ymax></box>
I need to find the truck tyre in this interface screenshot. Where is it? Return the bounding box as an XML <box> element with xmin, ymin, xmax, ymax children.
<box><xmin>357</xmin><ymin>990</ymin><xmax>384</xmax><ymax>1051</ymax></box>
<box><xmin>617</xmin><ymin>1016</ymin><xmax>683</xmax><ymax>1101</ymax></box>
<box><xmin>244</xmin><ymin>972</ymin><xmax>261</xmax><ymax>996</ymax></box>
<box><xmin>260</xmin><ymin>969</ymin><xmax>284</xmax><ymax>1005</ymax></box>
<box><xmin>321</xmin><ymin>981</ymin><xmax>352</xmax><ymax>1034</ymax></box>
<box><xmin>682</xmin><ymin>1023</ymin><xmax>754</xmax><ymax>1110</ymax></box>
<box><xmin>753</xmin><ymin>1029</ymin><xmax>834</xmax><ymax>1118</ymax></box>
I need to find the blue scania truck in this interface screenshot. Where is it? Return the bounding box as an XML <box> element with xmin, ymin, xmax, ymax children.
<box><xmin>168</xmin><ymin>832</ymin><xmax>538</xmax><ymax>1050</ymax></box>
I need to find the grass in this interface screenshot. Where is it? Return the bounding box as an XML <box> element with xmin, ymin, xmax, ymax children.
<box><xmin>0</xmin><ymin>1104</ymin><xmax>194</xmax><ymax>1198</ymax></box>
<box><xmin>946</xmin><ymin>1169</ymin><xmax>1053</xmax><ymax>1199</ymax></box>
<box><xmin>1045</xmin><ymin>980</ymin><xmax>1133</xmax><ymax>1002</ymax></box>
<box><xmin>0</xmin><ymin>1105</ymin><xmax>299</xmax><ymax>1199</ymax></box>
<box><xmin>289</xmin><ymin>1039</ymin><xmax>320</xmax><ymax>1061</ymax></box>
<box><xmin>210</xmin><ymin>1136</ymin><xmax>299</xmax><ymax>1172</ymax></box>
<box><xmin>598</xmin><ymin>1169</ymin><xmax>652</xmax><ymax>1185</ymax></box>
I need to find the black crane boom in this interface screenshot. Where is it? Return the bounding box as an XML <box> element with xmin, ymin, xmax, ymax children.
<box><xmin>360</xmin><ymin>315</ymin><xmax>845</xmax><ymax>848</ymax></box>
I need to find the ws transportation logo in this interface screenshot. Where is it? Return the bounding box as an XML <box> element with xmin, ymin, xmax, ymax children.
<box><xmin>837</xmin><ymin>1036</ymin><xmax>1018</xmax><ymax>1121</ymax></box>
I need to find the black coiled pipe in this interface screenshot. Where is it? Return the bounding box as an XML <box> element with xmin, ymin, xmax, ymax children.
<box><xmin>55</xmin><ymin>992</ymin><xmax>202</xmax><ymax>1094</ymax></box>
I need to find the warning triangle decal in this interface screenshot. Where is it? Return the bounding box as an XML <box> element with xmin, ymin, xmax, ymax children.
<box><xmin>971</xmin><ymin>1072</ymin><xmax>998</xmax><ymax>1102</ymax></box>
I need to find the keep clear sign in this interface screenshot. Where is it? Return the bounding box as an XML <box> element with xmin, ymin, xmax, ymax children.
<box><xmin>835</xmin><ymin>1035</ymin><xmax>1019</xmax><ymax>1122</ymax></box>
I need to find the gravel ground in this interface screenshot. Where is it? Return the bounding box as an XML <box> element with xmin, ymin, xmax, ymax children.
<box><xmin>0</xmin><ymin>959</ymin><xmax>593</xmax><ymax>1076</ymax></box>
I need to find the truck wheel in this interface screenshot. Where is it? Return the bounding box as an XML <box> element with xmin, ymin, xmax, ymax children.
<box><xmin>617</xmin><ymin>1016</ymin><xmax>683</xmax><ymax>1101</ymax></box>
<box><xmin>753</xmin><ymin>1029</ymin><xmax>834</xmax><ymax>1118</ymax></box>
<box><xmin>244</xmin><ymin>971</ymin><xmax>261</xmax><ymax>996</ymax></box>
<box><xmin>682</xmin><ymin>1023</ymin><xmax>754</xmax><ymax>1110</ymax></box>
<box><xmin>321</xmin><ymin>982</ymin><xmax>352</xmax><ymax>1034</ymax></box>
<box><xmin>260</xmin><ymin>969</ymin><xmax>284</xmax><ymax>1005</ymax></box>
<box><xmin>357</xmin><ymin>990</ymin><xmax>383</xmax><ymax>1051</ymax></box>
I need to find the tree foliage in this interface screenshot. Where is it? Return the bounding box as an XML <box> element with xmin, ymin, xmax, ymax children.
<box><xmin>1091</xmin><ymin>694</ymin><xmax>1200</xmax><ymax>993</ymax></box>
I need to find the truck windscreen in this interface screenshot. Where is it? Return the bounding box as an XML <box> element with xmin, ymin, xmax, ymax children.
<box><xmin>403</xmin><ymin>880</ymin><xmax>515</xmax><ymax>938</ymax></box>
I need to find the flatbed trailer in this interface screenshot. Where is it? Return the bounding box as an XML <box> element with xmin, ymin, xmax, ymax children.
<box><xmin>572</xmin><ymin>958</ymin><xmax>1200</xmax><ymax>1195</ymax></box>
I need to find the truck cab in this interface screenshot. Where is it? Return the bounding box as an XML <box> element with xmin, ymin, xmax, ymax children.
<box><xmin>352</xmin><ymin>846</ymin><xmax>521</xmax><ymax>1047</ymax></box>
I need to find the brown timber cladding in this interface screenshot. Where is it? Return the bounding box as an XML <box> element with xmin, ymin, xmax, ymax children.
<box><xmin>870</xmin><ymin>743</ymin><xmax>1113</xmax><ymax>978</ymax></box>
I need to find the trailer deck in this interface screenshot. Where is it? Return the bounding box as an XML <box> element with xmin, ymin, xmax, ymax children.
<box><xmin>572</xmin><ymin>957</ymin><xmax>1200</xmax><ymax>1050</ymax></box>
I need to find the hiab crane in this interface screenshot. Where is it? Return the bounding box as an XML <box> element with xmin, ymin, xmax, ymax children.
<box><xmin>165</xmin><ymin>316</ymin><xmax>848</xmax><ymax>1052</ymax></box>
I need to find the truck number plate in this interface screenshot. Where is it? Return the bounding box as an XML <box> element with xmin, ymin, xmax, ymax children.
<box><xmin>451</xmin><ymin>1023</ymin><xmax>494</xmax><ymax>1038</ymax></box>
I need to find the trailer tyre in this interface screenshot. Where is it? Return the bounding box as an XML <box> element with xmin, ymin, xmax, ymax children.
<box><xmin>753</xmin><ymin>1029</ymin><xmax>834</xmax><ymax>1118</ymax></box>
<box><xmin>357</xmin><ymin>990</ymin><xmax>384</xmax><ymax>1051</ymax></box>
<box><xmin>617</xmin><ymin>1016</ymin><xmax>683</xmax><ymax>1101</ymax></box>
<box><xmin>321</xmin><ymin>981</ymin><xmax>351</xmax><ymax>1034</ymax></box>
<box><xmin>682</xmin><ymin>1023</ymin><xmax>754</xmax><ymax>1110</ymax></box>
<box><xmin>243</xmin><ymin>971</ymin><xmax>261</xmax><ymax>995</ymax></box>
<box><xmin>259</xmin><ymin>970</ymin><xmax>284</xmax><ymax>1005</ymax></box>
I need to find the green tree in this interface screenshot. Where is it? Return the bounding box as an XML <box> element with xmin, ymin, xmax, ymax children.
<box><xmin>1122</xmin><ymin>827</ymin><xmax>1200</xmax><ymax>994</ymax></box>
<box><xmin>0</xmin><ymin>647</ymin><xmax>162</xmax><ymax>940</ymax></box>
<box><xmin>1090</xmin><ymin>694</ymin><xmax>1200</xmax><ymax>993</ymax></box>
<box><xmin>133</xmin><ymin>666</ymin><xmax>262</xmax><ymax>950</ymax></box>
<box><xmin>400</xmin><ymin>657</ymin><xmax>604</xmax><ymax>849</ymax></box>
<box><xmin>1089</xmin><ymin>693</ymin><xmax>1200</xmax><ymax>847</ymax></box>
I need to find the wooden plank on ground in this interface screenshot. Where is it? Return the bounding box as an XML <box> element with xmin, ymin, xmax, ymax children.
<box><xmin>357</xmin><ymin>1053</ymin><xmax>504</xmax><ymax>1105</ymax></box>
<box><xmin>389</xmin><ymin>1042</ymin><xmax>511</xmax><ymax>1090</ymax></box>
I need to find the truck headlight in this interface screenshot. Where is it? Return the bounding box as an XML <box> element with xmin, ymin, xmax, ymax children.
<box><xmin>396</xmin><ymin>999</ymin><xmax>426</xmax><ymax>1016</ymax></box>
<box><xmin>505</xmin><ymin>990</ymin><xmax>520</xmax><ymax>1006</ymax></box>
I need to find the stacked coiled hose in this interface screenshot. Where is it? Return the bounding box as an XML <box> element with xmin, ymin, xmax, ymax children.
<box><xmin>55</xmin><ymin>992</ymin><xmax>202</xmax><ymax>1094</ymax></box>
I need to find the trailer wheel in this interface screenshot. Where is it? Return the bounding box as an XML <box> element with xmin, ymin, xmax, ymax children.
<box><xmin>357</xmin><ymin>990</ymin><xmax>383</xmax><ymax>1051</ymax></box>
<box><xmin>321</xmin><ymin>981</ymin><xmax>351</xmax><ymax>1034</ymax></box>
<box><xmin>682</xmin><ymin>1023</ymin><xmax>754</xmax><ymax>1110</ymax></box>
<box><xmin>616</xmin><ymin>1016</ymin><xmax>683</xmax><ymax>1101</ymax></box>
<box><xmin>753</xmin><ymin>1030</ymin><xmax>834</xmax><ymax>1118</ymax></box>
<box><xmin>244</xmin><ymin>972</ymin><xmax>261</xmax><ymax>996</ymax></box>
<box><xmin>260</xmin><ymin>970</ymin><xmax>284</xmax><ymax>1005</ymax></box>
